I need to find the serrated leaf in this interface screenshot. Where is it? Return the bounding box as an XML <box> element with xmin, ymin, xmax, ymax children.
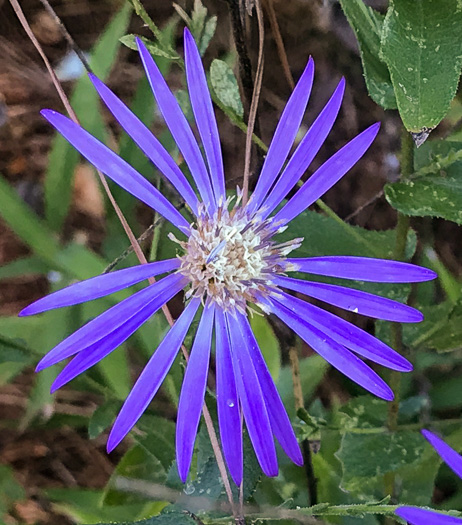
<box><xmin>178</xmin><ymin>0</ymin><xmax>217</xmax><ymax>55</ymax></box>
<box><xmin>385</xmin><ymin>141</ymin><xmax>462</xmax><ymax>224</ymax></box>
<box><xmin>336</xmin><ymin>431</ymin><xmax>426</xmax><ymax>497</ymax></box>
<box><xmin>380</xmin><ymin>0</ymin><xmax>462</xmax><ymax>133</ymax></box>
<box><xmin>94</xmin><ymin>509</ymin><xmax>198</xmax><ymax>525</ymax></box>
<box><xmin>120</xmin><ymin>35</ymin><xmax>180</xmax><ymax>60</ymax></box>
<box><xmin>210</xmin><ymin>59</ymin><xmax>244</xmax><ymax>118</ymax></box>
<box><xmin>339</xmin><ymin>0</ymin><xmax>396</xmax><ymax>109</ymax></box>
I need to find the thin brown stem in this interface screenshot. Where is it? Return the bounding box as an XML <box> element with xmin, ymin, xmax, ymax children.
<box><xmin>37</xmin><ymin>0</ymin><xmax>92</xmax><ymax>73</ymax></box>
<box><xmin>242</xmin><ymin>0</ymin><xmax>264</xmax><ymax>205</ymax></box>
<box><xmin>262</xmin><ymin>0</ymin><xmax>294</xmax><ymax>89</ymax></box>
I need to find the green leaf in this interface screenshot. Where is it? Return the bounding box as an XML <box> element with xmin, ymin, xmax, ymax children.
<box><xmin>380</xmin><ymin>0</ymin><xmax>462</xmax><ymax>133</ymax></box>
<box><xmin>280</xmin><ymin>209</ymin><xmax>415</xmax><ymax>300</ymax></box>
<box><xmin>339</xmin><ymin>0</ymin><xmax>396</xmax><ymax>109</ymax></box>
<box><xmin>0</xmin><ymin>255</ymin><xmax>49</xmax><ymax>281</ymax></box>
<box><xmin>135</xmin><ymin>416</ymin><xmax>177</xmax><ymax>471</ymax></box>
<box><xmin>210</xmin><ymin>59</ymin><xmax>244</xmax><ymax>118</ymax></box>
<box><xmin>103</xmin><ymin>445</ymin><xmax>167</xmax><ymax>507</ymax></box>
<box><xmin>174</xmin><ymin>0</ymin><xmax>217</xmax><ymax>55</ymax></box>
<box><xmin>385</xmin><ymin>140</ymin><xmax>462</xmax><ymax>224</ymax></box>
<box><xmin>45</xmin><ymin>3</ymin><xmax>132</xmax><ymax>231</ymax></box>
<box><xmin>0</xmin><ymin>175</ymin><xmax>59</xmax><ymax>265</ymax></box>
<box><xmin>88</xmin><ymin>399</ymin><xmax>121</xmax><ymax>439</ymax></box>
<box><xmin>0</xmin><ymin>465</ymin><xmax>25</xmax><ymax>516</ymax></box>
<box><xmin>120</xmin><ymin>35</ymin><xmax>180</xmax><ymax>60</ymax></box>
<box><xmin>94</xmin><ymin>509</ymin><xmax>198</xmax><ymax>525</ymax></box>
<box><xmin>250</xmin><ymin>315</ymin><xmax>281</xmax><ymax>380</ymax></box>
<box><xmin>336</xmin><ymin>431</ymin><xmax>427</xmax><ymax>499</ymax></box>
<box><xmin>282</xmin><ymin>209</ymin><xmax>416</xmax><ymax>260</ymax></box>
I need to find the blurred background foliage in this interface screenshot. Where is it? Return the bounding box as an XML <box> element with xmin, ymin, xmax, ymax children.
<box><xmin>0</xmin><ymin>0</ymin><xmax>462</xmax><ymax>524</ymax></box>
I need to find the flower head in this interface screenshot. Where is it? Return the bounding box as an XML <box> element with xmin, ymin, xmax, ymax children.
<box><xmin>20</xmin><ymin>28</ymin><xmax>436</xmax><ymax>484</ymax></box>
<box><xmin>395</xmin><ymin>430</ymin><xmax>462</xmax><ymax>524</ymax></box>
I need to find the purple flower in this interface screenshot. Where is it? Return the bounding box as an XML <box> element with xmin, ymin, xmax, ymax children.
<box><xmin>395</xmin><ymin>430</ymin><xmax>462</xmax><ymax>524</ymax></box>
<box><xmin>20</xmin><ymin>28</ymin><xmax>436</xmax><ymax>484</ymax></box>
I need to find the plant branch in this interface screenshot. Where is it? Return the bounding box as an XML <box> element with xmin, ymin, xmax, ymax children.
<box><xmin>242</xmin><ymin>0</ymin><xmax>264</xmax><ymax>205</ymax></box>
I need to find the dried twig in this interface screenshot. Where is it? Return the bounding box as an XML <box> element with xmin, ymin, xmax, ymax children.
<box><xmin>262</xmin><ymin>0</ymin><xmax>294</xmax><ymax>89</ymax></box>
<box><xmin>242</xmin><ymin>0</ymin><xmax>265</xmax><ymax>205</ymax></box>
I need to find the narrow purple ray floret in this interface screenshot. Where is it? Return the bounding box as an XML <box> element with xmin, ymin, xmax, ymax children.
<box><xmin>395</xmin><ymin>430</ymin><xmax>462</xmax><ymax>524</ymax></box>
<box><xmin>21</xmin><ymin>28</ymin><xmax>437</xmax><ymax>484</ymax></box>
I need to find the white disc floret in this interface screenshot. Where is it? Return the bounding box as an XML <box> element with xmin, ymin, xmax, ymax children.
<box><xmin>172</xmin><ymin>201</ymin><xmax>302</xmax><ymax>313</ymax></box>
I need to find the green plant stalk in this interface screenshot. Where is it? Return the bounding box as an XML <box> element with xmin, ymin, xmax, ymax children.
<box><xmin>128</xmin><ymin>0</ymin><xmax>162</xmax><ymax>41</ymax></box>
<box><xmin>384</xmin><ymin>130</ymin><xmax>413</xmax><ymax>515</ymax></box>
<box><xmin>289</xmin><ymin>338</ymin><xmax>318</xmax><ymax>506</ymax></box>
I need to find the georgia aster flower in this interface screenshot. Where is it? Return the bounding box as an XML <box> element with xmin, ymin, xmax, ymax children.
<box><xmin>396</xmin><ymin>430</ymin><xmax>462</xmax><ymax>524</ymax></box>
<box><xmin>20</xmin><ymin>28</ymin><xmax>436</xmax><ymax>484</ymax></box>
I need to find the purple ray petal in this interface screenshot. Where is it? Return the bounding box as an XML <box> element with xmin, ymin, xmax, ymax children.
<box><xmin>36</xmin><ymin>273</ymin><xmax>187</xmax><ymax>372</ymax></box>
<box><xmin>274</xmin><ymin>122</ymin><xmax>380</xmax><ymax>225</ymax></box>
<box><xmin>273</xmin><ymin>275</ymin><xmax>423</xmax><ymax>323</ymax></box>
<box><xmin>247</xmin><ymin>57</ymin><xmax>315</xmax><ymax>214</ymax></box>
<box><xmin>259</xmin><ymin>78</ymin><xmax>345</xmax><ymax>219</ymax></box>
<box><xmin>215</xmin><ymin>308</ymin><xmax>243</xmax><ymax>485</ymax></box>
<box><xmin>107</xmin><ymin>297</ymin><xmax>201</xmax><ymax>452</ymax></box>
<box><xmin>395</xmin><ymin>507</ymin><xmax>462</xmax><ymax>524</ymax></box>
<box><xmin>20</xmin><ymin>259</ymin><xmax>179</xmax><ymax>317</ymax></box>
<box><xmin>51</xmin><ymin>276</ymin><xmax>187</xmax><ymax>392</ymax></box>
<box><xmin>272</xmin><ymin>290</ymin><xmax>411</xmax><ymax>372</ymax></box>
<box><xmin>226</xmin><ymin>312</ymin><xmax>278</xmax><ymax>477</ymax></box>
<box><xmin>184</xmin><ymin>28</ymin><xmax>225</xmax><ymax>203</ymax></box>
<box><xmin>89</xmin><ymin>74</ymin><xmax>199</xmax><ymax>213</ymax></box>
<box><xmin>176</xmin><ymin>303</ymin><xmax>215</xmax><ymax>482</ymax></box>
<box><xmin>422</xmin><ymin>429</ymin><xmax>462</xmax><ymax>480</ymax></box>
<box><xmin>41</xmin><ymin>110</ymin><xmax>189</xmax><ymax>232</ymax></box>
<box><xmin>287</xmin><ymin>256</ymin><xmax>437</xmax><ymax>283</ymax></box>
<box><xmin>136</xmin><ymin>38</ymin><xmax>216</xmax><ymax>210</ymax></box>
<box><xmin>265</xmin><ymin>296</ymin><xmax>393</xmax><ymax>400</ymax></box>
<box><xmin>237</xmin><ymin>314</ymin><xmax>303</xmax><ymax>466</ymax></box>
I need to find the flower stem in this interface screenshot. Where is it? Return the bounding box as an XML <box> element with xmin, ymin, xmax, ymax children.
<box><xmin>384</xmin><ymin>129</ymin><xmax>413</xmax><ymax>518</ymax></box>
<box><xmin>290</xmin><ymin>339</ymin><xmax>318</xmax><ymax>506</ymax></box>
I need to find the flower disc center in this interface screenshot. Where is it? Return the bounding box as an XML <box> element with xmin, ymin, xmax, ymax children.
<box><xmin>172</xmin><ymin>203</ymin><xmax>302</xmax><ymax>313</ymax></box>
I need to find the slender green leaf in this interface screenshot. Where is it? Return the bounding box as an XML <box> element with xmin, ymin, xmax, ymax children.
<box><xmin>0</xmin><ymin>175</ymin><xmax>59</xmax><ymax>264</ymax></box>
<box><xmin>89</xmin><ymin>399</ymin><xmax>122</xmax><ymax>439</ymax></box>
<box><xmin>250</xmin><ymin>314</ymin><xmax>281</xmax><ymax>380</ymax></box>
<box><xmin>0</xmin><ymin>255</ymin><xmax>50</xmax><ymax>281</ymax></box>
<box><xmin>45</xmin><ymin>4</ymin><xmax>132</xmax><ymax>231</ymax></box>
